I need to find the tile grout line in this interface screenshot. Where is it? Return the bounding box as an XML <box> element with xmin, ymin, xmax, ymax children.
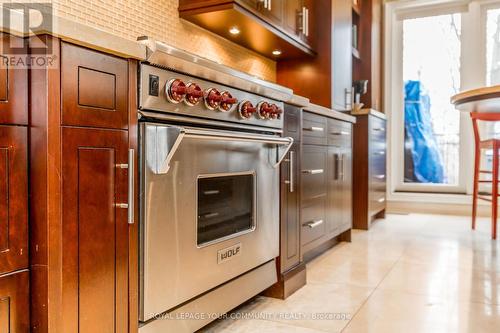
<box><xmin>340</xmin><ymin>244</ymin><xmax>407</xmax><ymax>332</ymax></box>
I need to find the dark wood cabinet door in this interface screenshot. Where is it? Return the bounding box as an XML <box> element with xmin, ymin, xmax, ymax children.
<box><xmin>0</xmin><ymin>34</ymin><xmax>28</xmax><ymax>125</ymax></box>
<box><xmin>0</xmin><ymin>126</ymin><xmax>27</xmax><ymax>275</ymax></box>
<box><xmin>61</xmin><ymin>42</ymin><xmax>128</xmax><ymax>130</ymax></box>
<box><xmin>283</xmin><ymin>0</ymin><xmax>302</xmax><ymax>37</ymax></box>
<box><xmin>61</xmin><ymin>127</ymin><xmax>129</xmax><ymax>333</ymax></box>
<box><xmin>331</xmin><ymin>0</ymin><xmax>352</xmax><ymax>111</ymax></box>
<box><xmin>263</xmin><ymin>0</ymin><xmax>284</xmax><ymax>26</ymax></box>
<box><xmin>0</xmin><ymin>270</ymin><xmax>29</xmax><ymax>333</ymax></box>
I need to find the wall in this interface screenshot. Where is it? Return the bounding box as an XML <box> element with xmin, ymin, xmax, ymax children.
<box><xmin>46</xmin><ymin>0</ymin><xmax>276</xmax><ymax>81</ymax></box>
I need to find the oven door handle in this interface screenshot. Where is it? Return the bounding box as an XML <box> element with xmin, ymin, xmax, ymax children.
<box><xmin>151</xmin><ymin>124</ymin><xmax>294</xmax><ymax>174</ymax></box>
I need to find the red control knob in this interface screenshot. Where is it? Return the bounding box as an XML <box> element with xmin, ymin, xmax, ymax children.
<box><xmin>204</xmin><ymin>88</ymin><xmax>222</xmax><ymax>110</ymax></box>
<box><xmin>270</xmin><ymin>104</ymin><xmax>283</xmax><ymax>119</ymax></box>
<box><xmin>238</xmin><ymin>101</ymin><xmax>257</xmax><ymax>119</ymax></box>
<box><xmin>166</xmin><ymin>79</ymin><xmax>187</xmax><ymax>104</ymax></box>
<box><xmin>257</xmin><ymin>102</ymin><xmax>274</xmax><ymax>119</ymax></box>
<box><xmin>184</xmin><ymin>83</ymin><xmax>204</xmax><ymax>106</ymax></box>
<box><xmin>219</xmin><ymin>91</ymin><xmax>238</xmax><ymax>112</ymax></box>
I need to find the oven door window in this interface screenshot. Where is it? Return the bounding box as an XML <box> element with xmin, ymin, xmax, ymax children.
<box><xmin>197</xmin><ymin>173</ymin><xmax>255</xmax><ymax>247</ymax></box>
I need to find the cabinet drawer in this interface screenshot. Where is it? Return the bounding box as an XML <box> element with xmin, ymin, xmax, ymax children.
<box><xmin>302</xmin><ymin>112</ymin><xmax>327</xmax><ymax>145</ymax></box>
<box><xmin>301</xmin><ymin>198</ymin><xmax>327</xmax><ymax>246</ymax></box>
<box><xmin>301</xmin><ymin>145</ymin><xmax>328</xmax><ymax>201</ymax></box>
<box><xmin>328</xmin><ymin>119</ymin><xmax>352</xmax><ymax>147</ymax></box>
<box><xmin>61</xmin><ymin>42</ymin><xmax>128</xmax><ymax>129</ymax></box>
<box><xmin>369</xmin><ymin>116</ymin><xmax>386</xmax><ymax>141</ymax></box>
<box><xmin>0</xmin><ymin>34</ymin><xmax>28</xmax><ymax>125</ymax></box>
<box><xmin>0</xmin><ymin>270</ymin><xmax>29</xmax><ymax>333</ymax></box>
<box><xmin>0</xmin><ymin>126</ymin><xmax>28</xmax><ymax>275</ymax></box>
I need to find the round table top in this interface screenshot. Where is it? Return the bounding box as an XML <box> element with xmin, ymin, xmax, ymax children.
<box><xmin>451</xmin><ymin>86</ymin><xmax>500</xmax><ymax>112</ymax></box>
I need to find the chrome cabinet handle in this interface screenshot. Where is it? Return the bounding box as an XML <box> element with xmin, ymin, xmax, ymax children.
<box><xmin>374</xmin><ymin>174</ymin><xmax>385</xmax><ymax>180</ymax></box>
<box><xmin>203</xmin><ymin>190</ymin><xmax>220</xmax><ymax>195</ymax></box>
<box><xmin>302</xmin><ymin>169</ymin><xmax>324</xmax><ymax>175</ymax></box>
<box><xmin>284</xmin><ymin>151</ymin><xmax>295</xmax><ymax>192</ymax></box>
<box><xmin>374</xmin><ymin>150</ymin><xmax>386</xmax><ymax>156</ymax></box>
<box><xmin>334</xmin><ymin>154</ymin><xmax>339</xmax><ymax>180</ymax></box>
<box><xmin>331</xmin><ymin>131</ymin><xmax>350</xmax><ymax>136</ymax></box>
<box><xmin>128</xmin><ymin>149</ymin><xmax>135</xmax><ymax>224</ymax></box>
<box><xmin>345</xmin><ymin>88</ymin><xmax>353</xmax><ymax>110</ymax></box>
<box><xmin>115</xmin><ymin>149</ymin><xmax>134</xmax><ymax>224</ymax></box>
<box><xmin>305</xmin><ymin>7</ymin><xmax>309</xmax><ymax>36</ymax></box>
<box><xmin>304</xmin><ymin>219</ymin><xmax>324</xmax><ymax>229</ymax></box>
<box><xmin>304</xmin><ymin>126</ymin><xmax>324</xmax><ymax>132</ymax></box>
<box><xmin>377</xmin><ymin>197</ymin><xmax>386</xmax><ymax>203</ymax></box>
<box><xmin>300</xmin><ymin>7</ymin><xmax>306</xmax><ymax>34</ymax></box>
<box><xmin>340</xmin><ymin>154</ymin><xmax>345</xmax><ymax>181</ymax></box>
<box><xmin>201</xmin><ymin>212</ymin><xmax>219</xmax><ymax>219</ymax></box>
<box><xmin>373</xmin><ymin>127</ymin><xmax>385</xmax><ymax>132</ymax></box>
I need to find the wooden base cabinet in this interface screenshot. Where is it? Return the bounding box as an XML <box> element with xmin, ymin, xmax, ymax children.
<box><xmin>29</xmin><ymin>37</ymin><xmax>138</xmax><ymax>333</ymax></box>
<box><xmin>352</xmin><ymin>110</ymin><xmax>387</xmax><ymax>230</ymax></box>
<box><xmin>0</xmin><ymin>33</ymin><xmax>29</xmax><ymax>333</ymax></box>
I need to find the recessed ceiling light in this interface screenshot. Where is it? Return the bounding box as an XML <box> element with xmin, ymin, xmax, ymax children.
<box><xmin>229</xmin><ymin>27</ymin><xmax>240</xmax><ymax>35</ymax></box>
<box><xmin>272</xmin><ymin>50</ymin><xmax>282</xmax><ymax>56</ymax></box>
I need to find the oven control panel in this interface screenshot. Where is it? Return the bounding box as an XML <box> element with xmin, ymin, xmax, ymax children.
<box><xmin>139</xmin><ymin>64</ymin><xmax>284</xmax><ymax>129</ymax></box>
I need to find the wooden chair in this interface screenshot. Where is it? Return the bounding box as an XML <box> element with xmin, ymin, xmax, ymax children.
<box><xmin>471</xmin><ymin>111</ymin><xmax>500</xmax><ymax>240</ymax></box>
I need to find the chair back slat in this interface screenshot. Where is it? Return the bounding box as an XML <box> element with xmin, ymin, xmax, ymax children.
<box><xmin>470</xmin><ymin>112</ymin><xmax>500</xmax><ymax>145</ymax></box>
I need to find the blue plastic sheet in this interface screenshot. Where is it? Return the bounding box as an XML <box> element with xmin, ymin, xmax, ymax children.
<box><xmin>404</xmin><ymin>81</ymin><xmax>445</xmax><ymax>183</ymax></box>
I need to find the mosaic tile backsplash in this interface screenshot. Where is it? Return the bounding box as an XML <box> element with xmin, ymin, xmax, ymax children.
<box><xmin>3</xmin><ymin>0</ymin><xmax>277</xmax><ymax>81</ymax></box>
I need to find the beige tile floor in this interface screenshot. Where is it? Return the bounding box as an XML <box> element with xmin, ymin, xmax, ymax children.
<box><xmin>200</xmin><ymin>213</ymin><xmax>500</xmax><ymax>333</ymax></box>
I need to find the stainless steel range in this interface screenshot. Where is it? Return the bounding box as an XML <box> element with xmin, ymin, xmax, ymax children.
<box><xmin>137</xmin><ymin>39</ymin><xmax>294</xmax><ymax>333</ymax></box>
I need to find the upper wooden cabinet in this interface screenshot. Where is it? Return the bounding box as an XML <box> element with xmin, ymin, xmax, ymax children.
<box><xmin>178</xmin><ymin>0</ymin><xmax>315</xmax><ymax>59</ymax></box>
<box><xmin>0</xmin><ymin>34</ymin><xmax>28</xmax><ymax>125</ymax></box>
<box><xmin>332</xmin><ymin>0</ymin><xmax>353</xmax><ymax>111</ymax></box>
<box><xmin>277</xmin><ymin>0</ymin><xmax>352</xmax><ymax>110</ymax></box>
<box><xmin>61</xmin><ymin>42</ymin><xmax>129</xmax><ymax>130</ymax></box>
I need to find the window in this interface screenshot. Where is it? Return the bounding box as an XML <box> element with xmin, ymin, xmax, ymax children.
<box><xmin>402</xmin><ymin>14</ymin><xmax>461</xmax><ymax>186</ymax></box>
<box><xmin>385</xmin><ymin>1</ymin><xmax>500</xmax><ymax>198</ymax></box>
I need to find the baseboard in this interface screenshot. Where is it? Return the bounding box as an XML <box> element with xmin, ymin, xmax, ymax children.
<box><xmin>387</xmin><ymin>200</ymin><xmax>490</xmax><ymax>217</ymax></box>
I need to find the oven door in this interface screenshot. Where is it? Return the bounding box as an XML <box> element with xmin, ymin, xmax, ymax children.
<box><xmin>139</xmin><ymin>123</ymin><xmax>292</xmax><ymax>321</ymax></box>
